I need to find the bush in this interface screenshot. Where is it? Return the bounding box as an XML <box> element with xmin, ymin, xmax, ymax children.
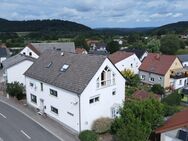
<box><xmin>161</xmin><ymin>91</ymin><xmax>181</xmax><ymax>106</ymax></box>
<box><xmin>6</xmin><ymin>82</ymin><xmax>25</xmax><ymax>100</ymax></box>
<box><xmin>151</xmin><ymin>84</ymin><xmax>164</xmax><ymax>95</ymax></box>
<box><xmin>79</xmin><ymin>130</ymin><xmax>98</xmax><ymax>141</ymax></box>
<box><xmin>92</xmin><ymin>117</ymin><xmax>113</xmax><ymax>134</ymax></box>
<box><xmin>163</xmin><ymin>104</ymin><xmax>180</xmax><ymax>117</ymax></box>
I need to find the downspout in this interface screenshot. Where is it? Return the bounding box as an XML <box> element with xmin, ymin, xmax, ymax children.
<box><xmin>78</xmin><ymin>95</ymin><xmax>81</xmax><ymax>133</ymax></box>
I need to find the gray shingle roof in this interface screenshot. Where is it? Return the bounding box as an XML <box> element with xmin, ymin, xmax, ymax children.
<box><xmin>0</xmin><ymin>48</ymin><xmax>10</xmax><ymax>58</ymax></box>
<box><xmin>2</xmin><ymin>54</ymin><xmax>36</xmax><ymax>69</ymax></box>
<box><xmin>177</xmin><ymin>54</ymin><xmax>188</xmax><ymax>62</ymax></box>
<box><xmin>24</xmin><ymin>50</ymin><xmax>106</xmax><ymax>94</ymax></box>
<box><xmin>30</xmin><ymin>42</ymin><xmax>75</xmax><ymax>54</ymax></box>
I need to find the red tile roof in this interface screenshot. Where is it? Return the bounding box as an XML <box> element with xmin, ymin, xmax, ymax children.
<box><xmin>132</xmin><ymin>90</ymin><xmax>160</xmax><ymax>101</ymax></box>
<box><xmin>139</xmin><ymin>53</ymin><xmax>177</xmax><ymax>75</ymax></box>
<box><xmin>75</xmin><ymin>48</ymin><xmax>87</xmax><ymax>54</ymax></box>
<box><xmin>108</xmin><ymin>51</ymin><xmax>134</xmax><ymax>64</ymax></box>
<box><xmin>156</xmin><ymin>109</ymin><xmax>188</xmax><ymax>133</ymax></box>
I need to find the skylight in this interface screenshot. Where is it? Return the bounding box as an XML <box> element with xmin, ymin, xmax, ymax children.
<box><xmin>46</xmin><ymin>62</ymin><xmax>53</xmax><ymax>68</ymax></box>
<box><xmin>60</xmin><ymin>64</ymin><xmax>69</xmax><ymax>72</ymax></box>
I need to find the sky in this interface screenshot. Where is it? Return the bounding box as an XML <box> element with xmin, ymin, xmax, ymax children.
<box><xmin>0</xmin><ymin>0</ymin><xmax>188</xmax><ymax>28</ymax></box>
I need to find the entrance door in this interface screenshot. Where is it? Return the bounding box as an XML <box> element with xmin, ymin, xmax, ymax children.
<box><xmin>39</xmin><ymin>99</ymin><xmax>44</xmax><ymax>114</ymax></box>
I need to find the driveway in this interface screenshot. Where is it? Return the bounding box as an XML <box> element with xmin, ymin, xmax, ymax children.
<box><xmin>0</xmin><ymin>101</ymin><xmax>61</xmax><ymax>141</ymax></box>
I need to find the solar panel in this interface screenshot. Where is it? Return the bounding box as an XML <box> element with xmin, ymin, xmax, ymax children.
<box><xmin>177</xmin><ymin>130</ymin><xmax>188</xmax><ymax>141</ymax></box>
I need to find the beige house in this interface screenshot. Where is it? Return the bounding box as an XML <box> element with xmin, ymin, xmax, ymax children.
<box><xmin>139</xmin><ymin>53</ymin><xmax>183</xmax><ymax>88</ymax></box>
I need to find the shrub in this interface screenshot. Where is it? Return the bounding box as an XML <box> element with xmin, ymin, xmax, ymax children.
<box><xmin>79</xmin><ymin>130</ymin><xmax>98</xmax><ymax>141</ymax></box>
<box><xmin>92</xmin><ymin>117</ymin><xmax>113</xmax><ymax>134</ymax></box>
<box><xmin>151</xmin><ymin>84</ymin><xmax>164</xmax><ymax>95</ymax></box>
<box><xmin>6</xmin><ymin>82</ymin><xmax>25</xmax><ymax>100</ymax></box>
<box><xmin>161</xmin><ymin>91</ymin><xmax>181</xmax><ymax>106</ymax></box>
<box><xmin>163</xmin><ymin>104</ymin><xmax>180</xmax><ymax>117</ymax></box>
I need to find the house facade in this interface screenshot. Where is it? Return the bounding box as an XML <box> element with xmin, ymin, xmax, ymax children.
<box><xmin>139</xmin><ymin>53</ymin><xmax>183</xmax><ymax>88</ymax></box>
<box><xmin>2</xmin><ymin>54</ymin><xmax>35</xmax><ymax>84</ymax></box>
<box><xmin>24</xmin><ymin>50</ymin><xmax>125</xmax><ymax>133</ymax></box>
<box><xmin>109</xmin><ymin>51</ymin><xmax>141</xmax><ymax>74</ymax></box>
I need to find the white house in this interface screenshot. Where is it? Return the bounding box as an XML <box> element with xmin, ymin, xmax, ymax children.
<box><xmin>24</xmin><ymin>50</ymin><xmax>125</xmax><ymax>133</ymax></box>
<box><xmin>156</xmin><ymin>109</ymin><xmax>188</xmax><ymax>141</ymax></box>
<box><xmin>123</xmin><ymin>48</ymin><xmax>148</xmax><ymax>62</ymax></box>
<box><xmin>170</xmin><ymin>68</ymin><xmax>188</xmax><ymax>90</ymax></box>
<box><xmin>2</xmin><ymin>54</ymin><xmax>36</xmax><ymax>84</ymax></box>
<box><xmin>109</xmin><ymin>51</ymin><xmax>141</xmax><ymax>74</ymax></box>
<box><xmin>20</xmin><ymin>42</ymin><xmax>76</xmax><ymax>59</ymax></box>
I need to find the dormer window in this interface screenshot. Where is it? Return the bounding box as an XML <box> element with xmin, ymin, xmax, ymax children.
<box><xmin>96</xmin><ymin>66</ymin><xmax>115</xmax><ymax>88</ymax></box>
<box><xmin>60</xmin><ymin>64</ymin><xmax>69</xmax><ymax>72</ymax></box>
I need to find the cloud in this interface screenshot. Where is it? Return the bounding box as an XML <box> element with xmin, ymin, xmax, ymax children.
<box><xmin>0</xmin><ymin>0</ymin><xmax>187</xmax><ymax>27</ymax></box>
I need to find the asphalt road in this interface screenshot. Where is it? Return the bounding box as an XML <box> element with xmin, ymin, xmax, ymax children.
<box><xmin>0</xmin><ymin>101</ymin><xmax>61</xmax><ymax>141</ymax></box>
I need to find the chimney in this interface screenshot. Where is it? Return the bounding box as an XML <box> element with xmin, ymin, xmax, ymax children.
<box><xmin>155</xmin><ymin>54</ymin><xmax>160</xmax><ymax>60</ymax></box>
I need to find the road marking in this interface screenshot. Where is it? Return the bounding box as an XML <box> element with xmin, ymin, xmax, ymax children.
<box><xmin>0</xmin><ymin>112</ymin><xmax>7</xmax><ymax>119</ymax></box>
<box><xmin>20</xmin><ymin>130</ymin><xmax>31</xmax><ymax>139</ymax></box>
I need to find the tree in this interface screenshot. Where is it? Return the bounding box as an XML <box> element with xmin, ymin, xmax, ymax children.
<box><xmin>6</xmin><ymin>82</ymin><xmax>25</xmax><ymax>100</ymax></box>
<box><xmin>161</xmin><ymin>91</ymin><xmax>181</xmax><ymax>106</ymax></box>
<box><xmin>107</xmin><ymin>41</ymin><xmax>120</xmax><ymax>54</ymax></box>
<box><xmin>146</xmin><ymin>39</ymin><xmax>160</xmax><ymax>53</ymax></box>
<box><xmin>122</xmin><ymin>69</ymin><xmax>140</xmax><ymax>87</ymax></box>
<box><xmin>160</xmin><ymin>34</ymin><xmax>180</xmax><ymax>55</ymax></box>
<box><xmin>151</xmin><ymin>84</ymin><xmax>165</xmax><ymax>95</ymax></box>
<box><xmin>127</xmin><ymin>33</ymin><xmax>140</xmax><ymax>44</ymax></box>
<box><xmin>111</xmin><ymin>99</ymin><xmax>164</xmax><ymax>141</ymax></box>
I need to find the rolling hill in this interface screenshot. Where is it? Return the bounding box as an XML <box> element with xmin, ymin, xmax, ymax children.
<box><xmin>0</xmin><ymin>18</ymin><xmax>92</xmax><ymax>32</ymax></box>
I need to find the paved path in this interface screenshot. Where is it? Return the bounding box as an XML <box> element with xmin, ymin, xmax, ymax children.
<box><xmin>0</xmin><ymin>101</ymin><xmax>61</xmax><ymax>141</ymax></box>
<box><xmin>0</xmin><ymin>92</ymin><xmax>79</xmax><ymax>141</ymax></box>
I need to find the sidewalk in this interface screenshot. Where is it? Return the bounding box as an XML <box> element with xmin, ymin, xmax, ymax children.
<box><xmin>0</xmin><ymin>91</ymin><xmax>79</xmax><ymax>141</ymax></box>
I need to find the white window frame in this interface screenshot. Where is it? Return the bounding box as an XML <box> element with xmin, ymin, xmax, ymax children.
<box><xmin>111</xmin><ymin>105</ymin><xmax>120</xmax><ymax>118</ymax></box>
<box><xmin>51</xmin><ymin>106</ymin><xmax>58</xmax><ymax>115</ymax></box>
<box><xmin>31</xmin><ymin>94</ymin><xmax>37</xmax><ymax>104</ymax></box>
<box><xmin>50</xmin><ymin>89</ymin><xmax>58</xmax><ymax>97</ymax></box>
<box><xmin>149</xmin><ymin>77</ymin><xmax>154</xmax><ymax>82</ymax></box>
<box><xmin>89</xmin><ymin>95</ymin><xmax>100</xmax><ymax>104</ymax></box>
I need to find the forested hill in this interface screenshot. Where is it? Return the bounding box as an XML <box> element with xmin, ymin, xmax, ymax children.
<box><xmin>151</xmin><ymin>21</ymin><xmax>188</xmax><ymax>35</ymax></box>
<box><xmin>0</xmin><ymin>18</ymin><xmax>92</xmax><ymax>32</ymax></box>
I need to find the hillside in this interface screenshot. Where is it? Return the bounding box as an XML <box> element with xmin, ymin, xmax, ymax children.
<box><xmin>151</xmin><ymin>21</ymin><xmax>188</xmax><ymax>35</ymax></box>
<box><xmin>95</xmin><ymin>27</ymin><xmax>154</xmax><ymax>35</ymax></box>
<box><xmin>0</xmin><ymin>18</ymin><xmax>92</xmax><ymax>32</ymax></box>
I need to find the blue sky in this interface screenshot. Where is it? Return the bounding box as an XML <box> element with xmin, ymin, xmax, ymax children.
<box><xmin>0</xmin><ymin>0</ymin><xmax>188</xmax><ymax>28</ymax></box>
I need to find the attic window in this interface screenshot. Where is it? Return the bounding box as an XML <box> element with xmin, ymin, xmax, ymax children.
<box><xmin>60</xmin><ymin>64</ymin><xmax>69</xmax><ymax>72</ymax></box>
<box><xmin>46</xmin><ymin>62</ymin><xmax>53</xmax><ymax>68</ymax></box>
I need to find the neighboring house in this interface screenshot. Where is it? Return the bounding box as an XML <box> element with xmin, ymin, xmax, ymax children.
<box><xmin>170</xmin><ymin>68</ymin><xmax>188</xmax><ymax>90</ymax></box>
<box><xmin>113</xmin><ymin>39</ymin><xmax>123</xmax><ymax>45</ymax></box>
<box><xmin>132</xmin><ymin>90</ymin><xmax>160</xmax><ymax>101</ymax></box>
<box><xmin>178</xmin><ymin>54</ymin><xmax>188</xmax><ymax>67</ymax></box>
<box><xmin>0</xmin><ymin>47</ymin><xmax>10</xmax><ymax>65</ymax></box>
<box><xmin>75</xmin><ymin>48</ymin><xmax>88</xmax><ymax>54</ymax></box>
<box><xmin>20</xmin><ymin>42</ymin><xmax>75</xmax><ymax>59</ymax></box>
<box><xmin>123</xmin><ymin>48</ymin><xmax>148</xmax><ymax>62</ymax></box>
<box><xmin>2</xmin><ymin>53</ymin><xmax>36</xmax><ymax>84</ymax></box>
<box><xmin>139</xmin><ymin>53</ymin><xmax>183</xmax><ymax>89</ymax></box>
<box><xmin>156</xmin><ymin>109</ymin><xmax>188</xmax><ymax>141</ymax></box>
<box><xmin>24</xmin><ymin>50</ymin><xmax>125</xmax><ymax>133</ymax></box>
<box><xmin>109</xmin><ymin>51</ymin><xmax>141</xmax><ymax>74</ymax></box>
<box><xmin>89</xmin><ymin>42</ymin><xmax>109</xmax><ymax>55</ymax></box>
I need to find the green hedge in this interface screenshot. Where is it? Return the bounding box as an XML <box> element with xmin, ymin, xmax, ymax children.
<box><xmin>79</xmin><ymin>130</ymin><xmax>98</xmax><ymax>141</ymax></box>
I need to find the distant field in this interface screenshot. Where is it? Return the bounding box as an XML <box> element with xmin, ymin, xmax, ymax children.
<box><xmin>176</xmin><ymin>49</ymin><xmax>188</xmax><ymax>55</ymax></box>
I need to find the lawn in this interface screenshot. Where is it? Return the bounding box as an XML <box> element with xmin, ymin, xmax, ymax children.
<box><xmin>176</xmin><ymin>48</ymin><xmax>188</xmax><ymax>55</ymax></box>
